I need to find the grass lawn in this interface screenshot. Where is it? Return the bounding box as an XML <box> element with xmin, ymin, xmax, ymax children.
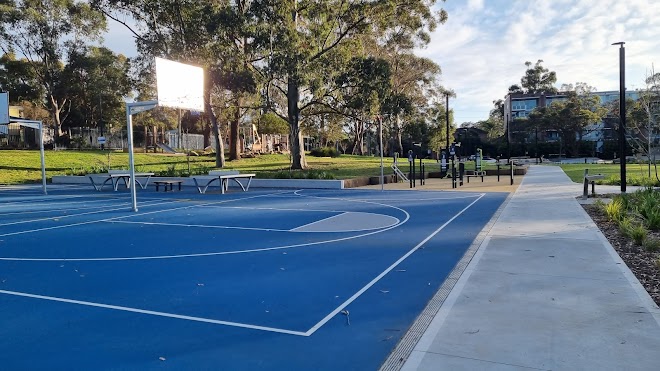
<box><xmin>0</xmin><ymin>150</ymin><xmax>450</xmax><ymax>185</ymax></box>
<box><xmin>558</xmin><ymin>163</ymin><xmax>660</xmax><ymax>186</ymax></box>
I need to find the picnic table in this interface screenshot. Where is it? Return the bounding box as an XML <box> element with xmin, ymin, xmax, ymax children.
<box><xmin>191</xmin><ymin>173</ymin><xmax>256</xmax><ymax>194</ymax></box>
<box><xmin>88</xmin><ymin>171</ymin><xmax>155</xmax><ymax>192</ymax></box>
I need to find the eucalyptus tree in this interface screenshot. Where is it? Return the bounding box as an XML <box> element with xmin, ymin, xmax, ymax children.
<box><xmin>520</xmin><ymin>60</ymin><xmax>557</xmax><ymax>95</ymax></box>
<box><xmin>0</xmin><ymin>0</ymin><xmax>106</xmax><ymax>136</ymax></box>
<box><xmin>256</xmin><ymin>0</ymin><xmax>446</xmax><ymax>169</ymax></box>
<box><xmin>64</xmin><ymin>46</ymin><xmax>132</xmax><ymax>130</ymax></box>
<box><xmin>0</xmin><ymin>53</ymin><xmax>44</xmax><ymax>103</ymax></box>
<box><xmin>92</xmin><ymin>0</ymin><xmax>238</xmax><ymax>166</ymax></box>
<box><xmin>333</xmin><ymin>57</ymin><xmax>392</xmax><ymax>155</ymax></box>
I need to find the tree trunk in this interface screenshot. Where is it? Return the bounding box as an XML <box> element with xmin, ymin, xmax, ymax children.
<box><xmin>351</xmin><ymin>122</ymin><xmax>365</xmax><ymax>155</ymax></box>
<box><xmin>205</xmin><ymin>71</ymin><xmax>224</xmax><ymax>168</ymax></box>
<box><xmin>50</xmin><ymin>97</ymin><xmax>63</xmax><ymax>137</ymax></box>
<box><xmin>395</xmin><ymin>114</ymin><xmax>403</xmax><ymax>156</ymax></box>
<box><xmin>229</xmin><ymin>98</ymin><xmax>241</xmax><ymax>161</ymax></box>
<box><xmin>152</xmin><ymin>126</ymin><xmax>157</xmax><ymax>153</ymax></box>
<box><xmin>288</xmin><ymin>77</ymin><xmax>307</xmax><ymax>169</ymax></box>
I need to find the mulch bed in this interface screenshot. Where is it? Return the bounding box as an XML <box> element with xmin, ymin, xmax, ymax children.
<box><xmin>582</xmin><ymin>203</ymin><xmax>660</xmax><ymax>306</ymax></box>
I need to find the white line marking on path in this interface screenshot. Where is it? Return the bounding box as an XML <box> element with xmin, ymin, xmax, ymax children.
<box><xmin>304</xmin><ymin>193</ymin><xmax>487</xmax><ymax>336</ymax></box>
<box><xmin>0</xmin><ymin>289</ymin><xmax>307</xmax><ymax>336</ymax></box>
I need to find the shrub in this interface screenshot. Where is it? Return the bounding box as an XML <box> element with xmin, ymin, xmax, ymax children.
<box><xmin>605</xmin><ymin>198</ymin><xmax>625</xmax><ymax>221</ymax></box>
<box><xmin>618</xmin><ymin>216</ymin><xmax>634</xmax><ymax>237</ymax></box>
<box><xmin>309</xmin><ymin>147</ymin><xmax>340</xmax><ymax>158</ymax></box>
<box><xmin>643</xmin><ymin>238</ymin><xmax>660</xmax><ymax>252</ymax></box>
<box><xmin>630</xmin><ymin>224</ymin><xmax>648</xmax><ymax>245</ymax></box>
<box><xmin>268</xmin><ymin>169</ymin><xmax>335</xmax><ymax>179</ymax></box>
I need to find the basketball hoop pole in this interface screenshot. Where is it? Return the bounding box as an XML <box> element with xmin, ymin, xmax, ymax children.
<box><xmin>126</xmin><ymin>100</ymin><xmax>158</xmax><ymax>212</ymax></box>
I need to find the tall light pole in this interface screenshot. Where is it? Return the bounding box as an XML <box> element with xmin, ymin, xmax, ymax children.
<box><xmin>445</xmin><ymin>92</ymin><xmax>450</xmax><ymax>154</ymax></box>
<box><xmin>612</xmin><ymin>41</ymin><xmax>626</xmax><ymax>193</ymax></box>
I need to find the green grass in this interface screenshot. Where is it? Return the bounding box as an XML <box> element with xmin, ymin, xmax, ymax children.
<box><xmin>0</xmin><ymin>150</ymin><xmax>450</xmax><ymax>184</ymax></box>
<box><xmin>559</xmin><ymin>163</ymin><xmax>660</xmax><ymax>186</ymax></box>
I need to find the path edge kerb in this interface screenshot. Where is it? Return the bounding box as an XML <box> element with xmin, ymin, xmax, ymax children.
<box><xmin>378</xmin><ymin>187</ymin><xmax>519</xmax><ymax>371</ymax></box>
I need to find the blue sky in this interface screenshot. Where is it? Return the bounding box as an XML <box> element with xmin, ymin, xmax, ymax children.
<box><xmin>418</xmin><ymin>0</ymin><xmax>660</xmax><ymax>124</ymax></box>
<box><xmin>102</xmin><ymin>0</ymin><xmax>660</xmax><ymax>126</ymax></box>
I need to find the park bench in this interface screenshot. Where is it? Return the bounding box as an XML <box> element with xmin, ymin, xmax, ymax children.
<box><xmin>191</xmin><ymin>173</ymin><xmax>256</xmax><ymax>194</ymax></box>
<box><xmin>153</xmin><ymin>179</ymin><xmax>183</xmax><ymax>192</ymax></box>
<box><xmin>464</xmin><ymin>170</ymin><xmax>486</xmax><ymax>183</ymax></box>
<box><xmin>88</xmin><ymin>170</ymin><xmax>155</xmax><ymax>191</ymax></box>
<box><xmin>582</xmin><ymin>169</ymin><xmax>605</xmax><ymax>199</ymax></box>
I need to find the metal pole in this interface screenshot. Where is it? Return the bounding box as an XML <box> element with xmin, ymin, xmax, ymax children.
<box><xmin>506</xmin><ymin>114</ymin><xmax>511</xmax><ymax>160</ymax></box>
<box><xmin>379</xmin><ymin>117</ymin><xmax>384</xmax><ymax>191</ymax></box>
<box><xmin>613</xmin><ymin>41</ymin><xmax>626</xmax><ymax>193</ymax></box>
<box><xmin>126</xmin><ymin>106</ymin><xmax>138</xmax><ymax>212</ymax></box>
<box><xmin>38</xmin><ymin>122</ymin><xmax>47</xmax><ymax>195</ymax></box>
<box><xmin>445</xmin><ymin>93</ymin><xmax>449</xmax><ymax>156</ymax></box>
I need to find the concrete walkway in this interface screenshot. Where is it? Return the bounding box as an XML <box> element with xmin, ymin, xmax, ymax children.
<box><xmin>401</xmin><ymin>165</ymin><xmax>660</xmax><ymax>370</ymax></box>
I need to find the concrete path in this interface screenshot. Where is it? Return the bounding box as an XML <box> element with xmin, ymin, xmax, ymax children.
<box><xmin>401</xmin><ymin>165</ymin><xmax>660</xmax><ymax>370</ymax></box>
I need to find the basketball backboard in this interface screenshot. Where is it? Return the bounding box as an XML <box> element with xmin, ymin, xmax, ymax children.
<box><xmin>155</xmin><ymin>58</ymin><xmax>204</xmax><ymax>112</ymax></box>
<box><xmin>0</xmin><ymin>92</ymin><xmax>9</xmax><ymax>124</ymax></box>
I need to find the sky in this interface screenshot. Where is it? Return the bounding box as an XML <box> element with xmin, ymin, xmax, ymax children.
<box><xmin>417</xmin><ymin>0</ymin><xmax>660</xmax><ymax>125</ymax></box>
<box><xmin>101</xmin><ymin>0</ymin><xmax>660</xmax><ymax>125</ymax></box>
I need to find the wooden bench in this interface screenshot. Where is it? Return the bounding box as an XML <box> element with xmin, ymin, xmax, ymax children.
<box><xmin>88</xmin><ymin>171</ymin><xmax>155</xmax><ymax>191</ymax></box>
<box><xmin>153</xmin><ymin>180</ymin><xmax>183</xmax><ymax>192</ymax></box>
<box><xmin>582</xmin><ymin>169</ymin><xmax>605</xmax><ymax>199</ymax></box>
<box><xmin>191</xmin><ymin>173</ymin><xmax>256</xmax><ymax>194</ymax></box>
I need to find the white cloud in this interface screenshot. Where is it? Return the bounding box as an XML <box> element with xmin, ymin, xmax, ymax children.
<box><xmin>420</xmin><ymin>0</ymin><xmax>660</xmax><ymax>124</ymax></box>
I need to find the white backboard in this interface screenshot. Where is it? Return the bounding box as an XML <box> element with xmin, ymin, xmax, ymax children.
<box><xmin>0</xmin><ymin>92</ymin><xmax>9</xmax><ymax>124</ymax></box>
<box><xmin>155</xmin><ymin>58</ymin><xmax>204</xmax><ymax>112</ymax></box>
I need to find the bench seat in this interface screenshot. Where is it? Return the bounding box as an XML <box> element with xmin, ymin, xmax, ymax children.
<box><xmin>464</xmin><ymin>170</ymin><xmax>486</xmax><ymax>183</ymax></box>
<box><xmin>153</xmin><ymin>180</ymin><xmax>183</xmax><ymax>192</ymax></box>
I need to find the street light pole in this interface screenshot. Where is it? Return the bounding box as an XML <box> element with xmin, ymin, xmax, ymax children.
<box><xmin>445</xmin><ymin>92</ymin><xmax>450</xmax><ymax>155</ymax></box>
<box><xmin>613</xmin><ymin>41</ymin><xmax>626</xmax><ymax>193</ymax></box>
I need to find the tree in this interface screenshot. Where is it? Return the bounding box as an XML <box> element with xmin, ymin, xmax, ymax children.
<box><xmin>334</xmin><ymin>57</ymin><xmax>392</xmax><ymax>155</ymax></box>
<box><xmin>475</xmin><ymin>99</ymin><xmax>504</xmax><ymax>140</ymax></box>
<box><xmin>0</xmin><ymin>0</ymin><xmax>106</xmax><ymax>136</ymax></box>
<box><xmin>0</xmin><ymin>53</ymin><xmax>44</xmax><ymax>103</ymax></box>
<box><xmin>258</xmin><ymin>0</ymin><xmax>445</xmax><ymax>169</ymax></box>
<box><xmin>64</xmin><ymin>46</ymin><xmax>132</xmax><ymax>131</ymax></box>
<box><xmin>627</xmin><ymin>69</ymin><xmax>660</xmax><ymax>167</ymax></box>
<box><xmin>536</xmin><ymin>91</ymin><xmax>606</xmax><ymax>156</ymax></box>
<box><xmin>92</xmin><ymin>0</ymin><xmax>230</xmax><ymax>167</ymax></box>
<box><xmin>518</xmin><ymin>60</ymin><xmax>557</xmax><ymax>95</ymax></box>
<box><xmin>258</xmin><ymin>112</ymin><xmax>289</xmax><ymax>135</ymax></box>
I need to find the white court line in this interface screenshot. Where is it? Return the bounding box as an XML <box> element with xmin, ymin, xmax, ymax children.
<box><xmin>304</xmin><ymin>193</ymin><xmax>487</xmax><ymax>336</ymax></box>
<box><xmin>0</xmin><ymin>190</ymin><xmax>293</xmax><ymax>238</ymax></box>
<box><xmin>0</xmin><ymin>289</ymin><xmax>307</xmax><ymax>336</ymax></box>
<box><xmin>0</xmin><ymin>199</ymin><xmax>174</xmax><ymax>228</ymax></box>
<box><xmin>290</xmin><ymin>213</ymin><xmax>347</xmax><ymax>231</ymax></box>
<box><xmin>107</xmin><ymin>220</ymin><xmax>291</xmax><ymax>232</ymax></box>
<box><xmin>0</xmin><ymin>198</ymin><xmax>166</xmax><ymax>217</ymax></box>
<box><xmin>199</xmin><ymin>205</ymin><xmax>351</xmax><ymax>214</ymax></box>
<box><xmin>0</xmin><ymin>194</ymin><xmax>110</xmax><ymax>206</ymax></box>
<box><xmin>0</xmin><ymin>193</ymin><xmax>408</xmax><ymax>261</ymax></box>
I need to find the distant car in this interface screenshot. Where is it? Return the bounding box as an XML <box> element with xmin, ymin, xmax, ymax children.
<box><xmin>481</xmin><ymin>156</ymin><xmax>498</xmax><ymax>164</ymax></box>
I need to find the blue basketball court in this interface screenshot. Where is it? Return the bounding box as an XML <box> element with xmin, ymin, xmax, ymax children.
<box><xmin>0</xmin><ymin>184</ymin><xmax>507</xmax><ymax>370</ymax></box>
